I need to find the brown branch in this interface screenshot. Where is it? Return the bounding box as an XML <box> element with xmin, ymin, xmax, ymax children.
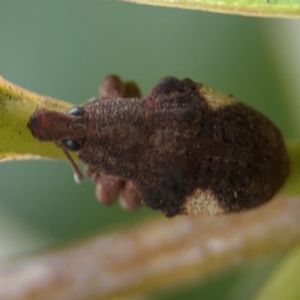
<box><xmin>0</xmin><ymin>195</ymin><xmax>300</xmax><ymax>300</ymax></box>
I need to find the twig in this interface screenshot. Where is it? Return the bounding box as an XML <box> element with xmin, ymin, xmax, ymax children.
<box><xmin>0</xmin><ymin>195</ymin><xmax>299</xmax><ymax>300</ymax></box>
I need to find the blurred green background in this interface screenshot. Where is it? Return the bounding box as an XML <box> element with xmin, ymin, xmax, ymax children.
<box><xmin>0</xmin><ymin>1</ymin><xmax>299</xmax><ymax>299</ymax></box>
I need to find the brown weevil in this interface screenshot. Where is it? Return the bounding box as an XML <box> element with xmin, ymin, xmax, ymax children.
<box><xmin>27</xmin><ymin>75</ymin><xmax>289</xmax><ymax>217</ymax></box>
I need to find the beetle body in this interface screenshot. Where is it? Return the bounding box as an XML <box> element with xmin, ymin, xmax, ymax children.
<box><xmin>28</xmin><ymin>76</ymin><xmax>289</xmax><ymax>217</ymax></box>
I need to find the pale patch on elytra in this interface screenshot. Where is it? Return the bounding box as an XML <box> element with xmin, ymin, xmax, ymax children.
<box><xmin>198</xmin><ymin>85</ymin><xmax>237</xmax><ymax>109</ymax></box>
<box><xmin>183</xmin><ymin>189</ymin><xmax>226</xmax><ymax>216</ymax></box>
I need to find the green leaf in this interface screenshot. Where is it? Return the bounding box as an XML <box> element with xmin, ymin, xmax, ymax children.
<box><xmin>121</xmin><ymin>0</ymin><xmax>300</xmax><ymax>18</ymax></box>
<box><xmin>254</xmin><ymin>246</ymin><xmax>300</xmax><ymax>300</ymax></box>
<box><xmin>281</xmin><ymin>140</ymin><xmax>300</xmax><ymax>195</ymax></box>
<box><xmin>0</xmin><ymin>76</ymin><xmax>72</xmax><ymax>162</ymax></box>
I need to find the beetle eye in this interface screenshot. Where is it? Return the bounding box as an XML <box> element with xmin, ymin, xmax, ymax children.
<box><xmin>67</xmin><ymin>107</ymin><xmax>85</xmax><ymax>116</ymax></box>
<box><xmin>62</xmin><ymin>139</ymin><xmax>81</xmax><ymax>151</ymax></box>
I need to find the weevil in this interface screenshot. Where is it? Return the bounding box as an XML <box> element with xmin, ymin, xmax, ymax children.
<box><xmin>27</xmin><ymin>76</ymin><xmax>289</xmax><ymax>217</ymax></box>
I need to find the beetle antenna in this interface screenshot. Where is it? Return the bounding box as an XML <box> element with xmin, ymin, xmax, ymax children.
<box><xmin>61</xmin><ymin>148</ymin><xmax>84</xmax><ymax>184</ymax></box>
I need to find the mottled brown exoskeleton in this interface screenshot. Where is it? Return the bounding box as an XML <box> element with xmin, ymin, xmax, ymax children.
<box><xmin>28</xmin><ymin>76</ymin><xmax>289</xmax><ymax>217</ymax></box>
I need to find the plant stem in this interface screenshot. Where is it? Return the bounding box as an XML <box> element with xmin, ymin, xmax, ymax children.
<box><xmin>0</xmin><ymin>195</ymin><xmax>299</xmax><ymax>300</ymax></box>
<box><xmin>122</xmin><ymin>0</ymin><xmax>300</xmax><ymax>18</ymax></box>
